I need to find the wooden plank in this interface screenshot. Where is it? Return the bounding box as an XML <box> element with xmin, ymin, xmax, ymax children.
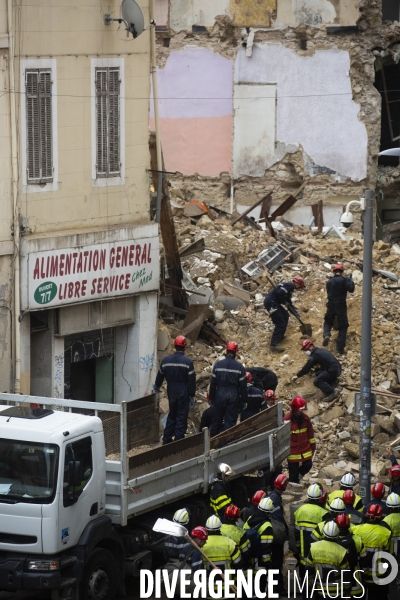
<box><xmin>231</xmin><ymin>193</ymin><xmax>272</xmax><ymax>226</ymax></box>
<box><xmin>312</xmin><ymin>201</ymin><xmax>324</xmax><ymax>233</ymax></box>
<box><xmin>210</xmin><ymin>405</ymin><xmax>278</xmax><ymax>449</ymax></box>
<box><xmin>259</xmin><ymin>183</ymin><xmax>306</xmax><ymax>223</ymax></box>
<box><xmin>179</xmin><ymin>238</ymin><xmax>206</xmax><ymax>258</ymax></box>
<box><xmin>201</xmin><ymin>321</ymin><xmax>227</xmax><ymax>346</ymax></box>
<box><xmin>232</xmin><ymin>252</ymin><xmax>244</xmax><ymax>282</ymax></box>
<box><xmin>163</xmin><ymin>283</ymin><xmax>207</xmax><ymax>298</ymax></box>
<box><xmin>159</xmin><ymin>302</ymin><xmax>188</xmax><ymax>316</ymax></box>
<box><xmin>129</xmin><ymin>433</ymin><xmax>204</xmax><ymax>477</ymax></box>
<box><xmin>149</xmin><ymin>133</ymin><xmax>187</xmax><ymax>309</ymax></box>
<box><xmin>182</xmin><ymin>306</ymin><xmax>212</xmax><ymax>342</ymax></box>
<box><xmin>244</xmin><ymin>215</ymin><xmax>263</xmax><ymax>231</ymax></box>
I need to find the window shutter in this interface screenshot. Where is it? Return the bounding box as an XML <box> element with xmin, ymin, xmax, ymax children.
<box><xmin>108</xmin><ymin>69</ymin><xmax>120</xmax><ymax>176</ymax></box>
<box><xmin>95</xmin><ymin>67</ymin><xmax>121</xmax><ymax>178</ymax></box>
<box><xmin>26</xmin><ymin>71</ymin><xmax>40</xmax><ymax>181</ymax></box>
<box><xmin>26</xmin><ymin>69</ymin><xmax>53</xmax><ymax>184</ymax></box>
<box><xmin>96</xmin><ymin>69</ymin><xmax>108</xmax><ymax>177</ymax></box>
<box><xmin>39</xmin><ymin>71</ymin><xmax>53</xmax><ymax>180</ymax></box>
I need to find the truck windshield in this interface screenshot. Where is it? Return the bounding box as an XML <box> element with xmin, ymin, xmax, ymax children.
<box><xmin>0</xmin><ymin>439</ymin><xmax>59</xmax><ymax>503</ymax></box>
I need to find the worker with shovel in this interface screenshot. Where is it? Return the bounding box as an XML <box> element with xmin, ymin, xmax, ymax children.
<box><xmin>263</xmin><ymin>276</ymin><xmax>306</xmax><ymax>352</ymax></box>
<box><xmin>323</xmin><ymin>264</ymin><xmax>354</xmax><ymax>355</ymax></box>
<box><xmin>293</xmin><ymin>339</ymin><xmax>342</xmax><ymax>401</ymax></box>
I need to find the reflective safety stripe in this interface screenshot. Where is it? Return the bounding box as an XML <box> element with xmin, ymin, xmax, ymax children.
<box><xmin>188</xmin><ymin>370</ymin><xmax>195</xmax><ymax>375</ymax></box>
<box><xmin>291</xmin><ymin>428</ymin><xmax>308</xmax><ymax>434</ymax></box>
<box><xmin>309</xmin><ymin>438</ymin><xmax>316</xmax><ymax>444</ymax></box>
<box><xmin>162</xmin><ymin>363</ymin><xmax>190</xmax><ymax>369</ymax></box>
<box><xmin>214</xmin><ymin>368</ymin><xmax>242</xmax><ymax>374</ymax></box>
<box><xmin>288</xmin><ymin>450</ymin><xmax>312</xmax><ymax>461</ymax></box>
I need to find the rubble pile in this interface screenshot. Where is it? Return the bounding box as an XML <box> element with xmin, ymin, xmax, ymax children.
<box><xmin>159</xmin><ymin>204</ymin><xmax>400</xmax><ymax>485</ymax></box>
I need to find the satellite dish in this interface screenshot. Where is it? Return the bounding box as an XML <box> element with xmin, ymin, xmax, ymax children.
<box><xmin>121</xmin><ymin>0</ymin><xmax>145</xmax><ymax>38</ymax></box>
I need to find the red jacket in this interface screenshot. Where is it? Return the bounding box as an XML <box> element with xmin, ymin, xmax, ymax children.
<box><xmin>283</xmin><ymin>411</ymin><xmax>316</xmax><ymax>463</ymax></box>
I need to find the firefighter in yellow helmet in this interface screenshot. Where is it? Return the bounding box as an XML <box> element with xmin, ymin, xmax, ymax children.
<box><xmin>294</xmin><ymin>484</ymin><xmax>329</xmax><ymax>591</ymax></box>
<box><xmin>202</xmin><ymin>515</ymin><xmax>242</xmax><ymax>597</ymax></box>
<box><xmin>306</xmin><ymin>521</ymin><xmax>351</xmax><ymax>598</ymax></box>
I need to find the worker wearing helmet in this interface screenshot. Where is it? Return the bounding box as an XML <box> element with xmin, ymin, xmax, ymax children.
<box><xmin>202</xmin><ymin>515</ymin><xmax>242</xmax><ymax>596</ymax></box>
<box><xmin>246</xmin><ymin>366</ymin><xmax>278</xmax><ymax>393</ymax></box>
<box><xmin>209</xmin><ymin>463</ymin><xmax>234</xmax><ymax>518</ymax></box>
<box><xmin>164</xmin><ymin>508</ymin><xmax>192</xmax><ymax>561</ymax></box>
<box><xmin>240</xmin><ymin>490</ymin><xmax>266</xmax><ymax>523</ymax></box>
<box><xmin>263</xmin><ymin>277</ymin><xmax>305</xmax><ymax>352</ymax></box>
<box><xmin>327</xmin><ymin>472</ymin><xmax>363</xmax><ymax>511</ymax></box>
<box><xmin>352</xmin><ymin>504</ymin><xmax>392</xmax><ymax>599</ymax></box>
<box><xmin>243</xmin><ymin>497</ymin><xmax>275</xmax><ymax>590</ymax></box>
<box><xmin>306</xmin><ymin>522</ymin><xmax>351</xmax><ymax>599</ymax></box>
<box><xmin>208</xmin><ymin>341</ymin><xmax>247</xmax><ymax>437</ymax></box>
<box><xmin>323</xmin><ymin>263</ymin><xmax>354</xmax><ymax>355</ymax></box>
<box><xmin>293</xmin><ymin>340</ymin><xmax>342</xmax><ymax>401</ymax></box>
<box><xmin>383</xmin><ymin>493</ymin><xmax>400</xmax><ymax>582</ymax></box>
<box><xmin>311</xmin><ymin>498</ymin><xmax>346</xmax><ymax>542</ymax></box>
<box><xmin>267</xmin><ymin>473</ymin><xmax>289</xmax><ymax>595</ymax></box>
<box><xmin>155</xmin><ymin>335</ymin><xmax>196</xmax><ymax>445</ymax></box>
<box><xmin>342</xmin><ymin>490</ymin><xmax>363</xmax><ymax>524</ymax></box>
<box><xmin>294</xmin><ymin>484</ymin><xmax>329</xmax><ymax>591</ymax></box>
<box><xmin>240</xmin><ymin>371</ymin><xmax>265</xmax><ymax>422</ymax></box>
<box><xmin>221</xmin><ymin>505</ymin><xmax>251</xmax><ymax>564</ymax></box>
<box><xmin>177</xmin><ymin>526</ymin><xmax>208</xmax><ymax>575</ymax></box>
<box><xmin>283</xmin><ymin>396</ymin><xmax>316</xmax><ymax>483</ymax></box>
<box><xmin>335</xmin><ymin>514</ymin><xmax>366</xmax><ymax>598</ymax></box>
<box><xmin>363</xmin><ymin>482</ymin><xmax>387</xmax><ymax>517</ymax></box>
<box><xmin>386</xmin><ymin>445</ymin><xmax>400</xmax><ymax>495</ymax></box>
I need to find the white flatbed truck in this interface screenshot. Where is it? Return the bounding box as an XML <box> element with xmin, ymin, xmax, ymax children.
<box><xmin>0</xmin><ymin>393</ymin><xmax>289</xmax><ymax>600</ymax></box>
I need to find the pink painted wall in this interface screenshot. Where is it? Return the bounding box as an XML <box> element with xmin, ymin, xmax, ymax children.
<box><xmin>150</xmin><ymin>48</ymin><xmax>233</xmax><ymax>176</ymax></box>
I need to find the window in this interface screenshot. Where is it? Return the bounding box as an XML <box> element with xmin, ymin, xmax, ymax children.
<box><xmin>95</xmin><ymin>67</ymin><xmax>120</xmax><ymax>178</ymax></box>
<box><xmin>63</xmin><ymin>437</ymin><xmax>93</xmax><ymax>507</ymax></box>
<box><xmin>25</xmin><ymin>69</ymin><xmax>53</xmax><ymax>183</ymax></box>
<box><xmin>382</xmin><ymin>0</ymin><xmax>400</xmax><ymax>21</ymax></box>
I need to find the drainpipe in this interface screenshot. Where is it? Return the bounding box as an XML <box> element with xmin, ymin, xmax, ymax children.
<box><xmin>7</xmin><ymin>0</ymin><xmax>20</xmax><ymax>393</ymax></box>
<box><xmin>149</xmin><ymin>0</ymin><xmax>163</xmax><ymax>224</ymax></box>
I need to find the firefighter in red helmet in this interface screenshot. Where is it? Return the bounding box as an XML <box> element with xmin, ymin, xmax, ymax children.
<box><xmin>283</xmin><ymin>396</ymin><xmax>316</xmax><ymax>483</ymax></box>
<box><xmin>323</xmin><ymin>263</ymin><xmax>354</xmax><ymax>355</ymax></box>
<box><xmin>263</xmin><ymin>276</ymin><xmax>305</xmax><ymax>352</ymax></box>
<box><xmin>155</xmin><ymin>335</ymin><xmax>196</xmax><ymax>445</ymax></box>
<box><xmin>293</xmin><ymin>340</ymin><xmax>342</xmax><ymax>401</ymax></box>
<box><xmin>208</xmin><ymin>341</ymin><xmax>247</xmax><ymax>437</ymax></box>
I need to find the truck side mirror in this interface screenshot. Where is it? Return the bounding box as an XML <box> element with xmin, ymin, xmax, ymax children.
<box><xmin>68</xmin><ymin>460</ymin><xmax>83</xmax><ymax>488</ymax></box>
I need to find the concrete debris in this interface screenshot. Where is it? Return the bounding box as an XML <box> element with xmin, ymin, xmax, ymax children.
<box><xmin>158</xmin><ymin>212</ymin><xmax>400</xmax><ymax>477</ymax></box>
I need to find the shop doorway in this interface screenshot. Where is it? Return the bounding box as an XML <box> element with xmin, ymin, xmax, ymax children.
<box><xmin>65</xmin><ymin>329</ymin><xmax>114</xmax><ymax>403</ymax></box>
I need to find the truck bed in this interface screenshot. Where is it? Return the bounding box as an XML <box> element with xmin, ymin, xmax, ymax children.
<box><xmin>0</xmin><ymin>393</ymin><xmax>289</xmax><ymax>527</ymax></box>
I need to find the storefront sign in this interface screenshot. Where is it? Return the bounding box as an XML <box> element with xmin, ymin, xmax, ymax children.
<box><xmin>28</xmin><ymin>238</ymin><xmax>159</xmax><ymax>309</ymax></box>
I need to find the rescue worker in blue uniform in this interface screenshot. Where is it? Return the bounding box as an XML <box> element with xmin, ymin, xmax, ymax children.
<box><xmin>155</xmin><ymin>335</ymin><xmax>196</xmax><ymax>445</ymax></box>
<box><xmin>164</xmin><ymin>508</ymin><xmax>191</xmax><ymax>561</ymax></box>
<box><xmin>208</xmin><ymin>341</ymin><xmax>247</xmax><ymax>437</ymax></box>
<box><xmin>323</xmin><ymin>263</ymin><xmax>354</xmax><ymax>354</ymax></box>
<box><xmin>293</xmin><ymin>339</ymin><xmax>341</xmax><ymax>401</ymax></box>
<box><xmin>263</xmin><ymin>276</ymin><xmax>305</xmax><ymax>352</ymax></box>
<box><xmin>240</xmin><ymin>371</ymin><xmax>265</xmax><ymax>421</ymax></box>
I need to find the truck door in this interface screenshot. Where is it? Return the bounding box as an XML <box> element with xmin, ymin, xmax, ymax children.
<box><xmin>58</xmin><ymin>436</ymin><xmax>97</xmax><ymax>552</ymax></box>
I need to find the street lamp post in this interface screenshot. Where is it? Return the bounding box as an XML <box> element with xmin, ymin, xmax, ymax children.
<box><xmin>358</xmin><ymin>189</ymin><xmax>374</xmax><ymax>505</ymax></box>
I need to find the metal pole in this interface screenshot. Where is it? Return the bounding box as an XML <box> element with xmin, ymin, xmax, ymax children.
<box><xmin>358</xmin><ymin>189</ymin><xmax>374</xmax><ymax>505</ymax></box>
<box><xmin>149</xmin><ymin>0</ymin><xmax>163</xmax><ymax>224</ymax></box>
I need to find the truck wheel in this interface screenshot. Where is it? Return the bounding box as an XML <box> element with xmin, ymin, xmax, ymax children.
<box><xmin>80</xmin><ymin>549</ymin><xmax>117</xmax><ymax>600</ymax></box>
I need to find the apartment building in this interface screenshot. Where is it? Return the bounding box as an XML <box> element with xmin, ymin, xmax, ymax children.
<box><xmin>0</xmin><ymin>0</ymin><xmax>159</xmax><ymax>402</ymax></box>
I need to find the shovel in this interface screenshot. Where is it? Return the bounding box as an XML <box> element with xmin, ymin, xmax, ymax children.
<box><xmin>153</xmin><ymin>518</ymin><xmax>237</xmax><ymax>593</ymax></box>
<box><xmin>265</xmin><ymin>273</ymin><xmax>312</xmax><ymax>337</ymax></box>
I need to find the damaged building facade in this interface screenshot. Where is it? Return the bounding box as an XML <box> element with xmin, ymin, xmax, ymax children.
<box><xmin>152</xmin><ymin>0</ymin><xmax>400</xmax><ymax>235</ymax></box>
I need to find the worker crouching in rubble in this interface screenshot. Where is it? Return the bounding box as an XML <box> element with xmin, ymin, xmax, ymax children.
<box><xmin>263</xmin><ymin>276</ymin><xmax>305</xmax><ymax>353</ymax></box>
<box><xmin>240</xmin><ymin>372</ymin><xmax>265</xmax><ymax>422</ymax></box>
<box><xmin>323</xmin><ymin>263</ymin><xmax>354</xmax><ymax>355</ymax></box>
<box><xmin>293</xmin><ymin>339</ymin><xmax>341</xmax><ymax>401</ymax></box>
<box><xmin>283</xmin><ymin>396</ymin><xmax>316</xmax><ymax>483</ymax></box>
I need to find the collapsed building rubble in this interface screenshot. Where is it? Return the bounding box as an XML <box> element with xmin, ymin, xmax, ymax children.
<box><xmin>157</xmin><ymin>202</ymin><xmax>400</xmax><ymax>500</ymax></box>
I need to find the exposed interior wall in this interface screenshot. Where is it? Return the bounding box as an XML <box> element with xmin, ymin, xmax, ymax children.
<box><xmin>233</xmin><ymin>83</ymin><xmax>277</xmax><ymax>177</ymax></box>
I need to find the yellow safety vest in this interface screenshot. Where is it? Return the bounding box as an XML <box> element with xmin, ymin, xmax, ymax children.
<box><xmin>307</xmin><ymin>540</ymin><xmax>350</xmax><ymax>595</ymax></box>
<box><xmin>294</xmin><ymin>503</ymin><xmax>328</xmax><ymax>563</ymax></box>
<box><xmin>351</xmin><ymin>523</ymin><xmax>392</xmax><ymax>582</ymax></box>
<box><xmin>383</xmin><ymin>512</ymin><xmax>400</xmax><ymax>557</ymax></box>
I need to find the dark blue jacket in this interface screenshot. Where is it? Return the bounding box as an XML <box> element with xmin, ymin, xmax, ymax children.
<box><xmin>297</xmin><ymin>347</ymin><xmax>341</xmax><ymax>378</ymax></box>
<box><xmin>155</xmin><ymin>351</ymin><xmax>196</xmax><ymax>398</ymax></box>
<box><xmin>268</xmin><ymin>489</ymin><xmax>287</xmax><ymax>528</ymax></box>
<box><xmin>264</xmin><ymin>282</ymin><xmax>295</xmax><ymax>310</ymax></box>
<box><xmin>164</xmin><ymin>535</ymin><xmax>187</xmax><ymax>561</ymax></box>
<box><xmin>209</xmin><ymin>355</ymin><xmax>247</xmax><ymax>405</ymax></box>
<box><xmin>179</xmin><ymin>543</ymin><xmax>203</xmax><ymax>572</ymax></box>
<box><xmin>389</xmin><ymin>455</ymin><xmax>400</xmax><ymax>495</ymax></box>
<box><xmin>326</xmin><ymin>275</ymin><xmax>355</xmax><ymax>306</ymax></box>
<box><xmin>241</xmin><ymin>384</ymin><xmax>265</xmax><ymax>420</ymax></box>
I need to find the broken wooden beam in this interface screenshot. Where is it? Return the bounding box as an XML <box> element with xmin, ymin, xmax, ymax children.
<box><xmin>312</xmin><ymin>200</ymin><xmax>324</xmax><ymax>233</ymax></box>
<box><xmin>163</xmin><ymin>283</ymin><xmax>207</xmax><ymax>298</ymax></box>
<box><xmin>259</xmin><ymin>183</ymin><xmax>306</xmax><ymax>223</ymax></box>
<box><xmin>244</xmin><ymin>215</ymin><xmax>263</xmax><ymax>231</ymax></box>
<box><xmin>232</xmin><ymin>252</ymin><xmax>244</xmax><ymax>282</ymax></box>
<box><xmin>179</xmin><ymin>238</ymin><xmax>206</xmax><ymax>258</ymax></box>
<box><xmin>159</xmin><ymin>302</ymin><xmax>188</xmax><ymax>316</ymax></box>
<box><xmin>231</xmin><ymin>193</ymin><xmax>272</xmax><ymax>226</ymax></box>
